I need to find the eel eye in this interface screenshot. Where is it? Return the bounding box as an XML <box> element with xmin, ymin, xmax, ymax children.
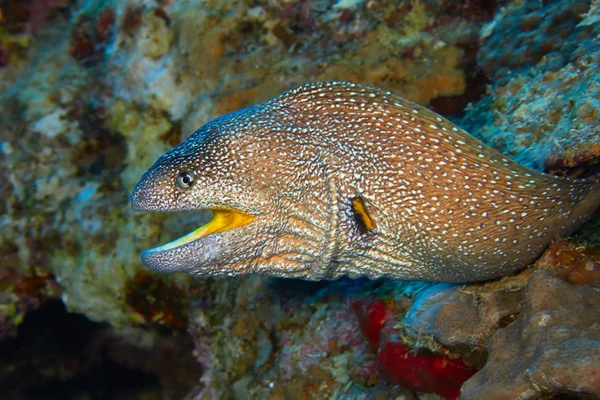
<box><xmin>176</xmin><ymin>170</ymin><xmax>195</xmax><ymax>189</ymax></box>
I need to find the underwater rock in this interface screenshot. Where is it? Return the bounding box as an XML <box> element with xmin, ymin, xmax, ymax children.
<box><xmin>478</xmin><ymin>0</ymin><xmax>591</xmax><ymax>83</ymax></box>
<box><xmin>404</xmin><ymin>274</ymin><xmax>527</xmax><ymax>362</ymax></box>
<box><xmin>404</xmin><ymin>243</ymin><xmax>600</xmax><ymax>399</ymax></box>
<box><xmin>69</xmin><ymin>8</ymin><xmax>115</xmax><ymax>66</ymax></box>
<box><xmin>462</xmin><ymin>270</ymin><xmax>600</xmax><ymax>399</ymax></box>
<box><xmin>463</xmin><ymin>0</ymin><xmax>600</xmax><ymax>172</ymax></box>
<box><xmin>137</xmin><ymin>9</ymin><xmax>173</xmax><ymax>59</ymax></box>
<box><xmin>0</xmin><ymin>0</ymin><xmax>72</xmax><ymax>67</ymax></box>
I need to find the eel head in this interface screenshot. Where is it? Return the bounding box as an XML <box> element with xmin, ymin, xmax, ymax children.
<box><xmin>130</xmin><ymin>108</ymin><xmax>332</xmax><ymax>279</ymax></box>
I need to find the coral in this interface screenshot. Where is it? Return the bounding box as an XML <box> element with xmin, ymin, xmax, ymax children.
<box><xmin>353</xmin><ymin>299</ymin><xmax>478</xmax><ymax>399</ymax></box>
<box><xmin>0</xmin><ymin>0</ymin><xmax>74</xmax><ymax>70</ymax></box>
<box><xmin>478</xmin><ymin>0</ymin><xmax>591</xmax><ymax>83</ymax></box>
<box><xmin>69</xmin><ymin>7</ymin><xmax>115</xmax><ymax>66</ymax></box>
<box><xmin>462</xmin><ymin>0</ymin><xmax>600</xmax><ymax>171</ymax></box>
<box><xmin>378</xmin><ymin>339</ymin><xmax>477</xmax><ymax>400</ymax></box>
<box><xmin>534</xmin><ymin>241</ymin><xmax>600</xmax><ymax>286</ymax></box>
<box><xmin>461</xmin><ymin>270</ymin><xmax>600</xmax><ymax>399</ymax></box>
<box><xmin>136</xmin><ymin>9</ymin><xmax>173</xmax><ymax>59</ymax></box>
<box><xmin>0</xmin><ymin>265</ymin><xmax>61</xmax><ymax>340</ymax></box>
<box><xmin>353</xmin><ymin>299</ymin><xmax>393</xmax><ymax>349</ymax></box>
<box><xmin>124</xmin><ymin>272</ymin><xmax>190</xmax><ymax>331</ymax></box>
<box><xmin>187</xmin><ymin>278</ymin><xmax>383</xmax><ymax>398</ymax></box>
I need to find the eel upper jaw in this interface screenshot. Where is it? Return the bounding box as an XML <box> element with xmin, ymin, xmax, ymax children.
<box><xmin>146</xmin><ymin>208</ymin><xmax>255</xmax><ymax>253</ymax></box>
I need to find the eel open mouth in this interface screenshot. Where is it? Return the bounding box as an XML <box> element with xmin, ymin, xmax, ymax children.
<box><xmin>146</xmin><ymin>209</ymin><xmax>255</xmax><ymax>253</ymax></box>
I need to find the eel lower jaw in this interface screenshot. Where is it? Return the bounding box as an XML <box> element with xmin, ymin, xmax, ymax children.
<box><xmin>143</xmin><ymin>208</ymin><xmax>255</xmax><ymax>254</ymax></box>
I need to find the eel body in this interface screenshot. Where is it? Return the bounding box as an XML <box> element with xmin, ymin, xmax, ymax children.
<box><xmin>130</xmin><ymin>82</ymin><xmax>600</xmax><ymax>282</ymax></box>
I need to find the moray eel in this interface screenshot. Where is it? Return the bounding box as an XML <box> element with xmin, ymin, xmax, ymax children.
<box><xmin>130</xmin><ymin>82</ymin><xmax>600</xmax><ymax>282</ymax></box>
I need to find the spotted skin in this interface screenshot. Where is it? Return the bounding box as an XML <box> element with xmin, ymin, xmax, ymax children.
<box><xmin>130</xmin><ymin>82</ymin><xmax>600</xmax><ymax>282</ymax></box>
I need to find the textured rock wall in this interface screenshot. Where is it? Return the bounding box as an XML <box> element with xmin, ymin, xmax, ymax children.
<box><xmin>462</xmin><ymin>0</ymin><xmax>600</xmax><ymax>172</ymax></box>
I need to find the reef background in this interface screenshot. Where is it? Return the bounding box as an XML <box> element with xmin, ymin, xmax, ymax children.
<box><xmin>1</xmin><ymin>0</ymin><xmax>599</xmax><ymax>399</ymax></box>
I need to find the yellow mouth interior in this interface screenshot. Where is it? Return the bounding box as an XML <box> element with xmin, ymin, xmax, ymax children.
<box><xmin>152</xmin><ymin>209</ymin><xmax>255</xmax><ymax>252</ymax></box>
